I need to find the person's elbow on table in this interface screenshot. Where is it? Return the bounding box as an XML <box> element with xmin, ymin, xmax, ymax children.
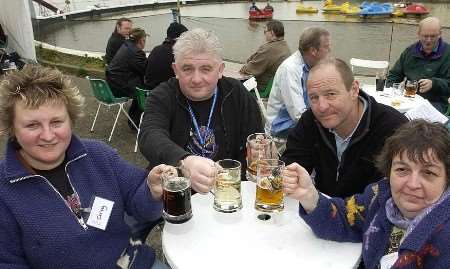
<box><xmin>282</xmin><ymin>162</ymin><xmax>319</xmax><ymax>213</ymax></box>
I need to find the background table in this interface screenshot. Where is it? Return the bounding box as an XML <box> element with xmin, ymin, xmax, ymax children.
<box><xmin>162</xmin><ymin>181</ymin><xmax>362</xmax><ymax>269</ymax></box>
<box><xmin>362</xmin><ymin>84</ymin><xmax>426</xmax><ymax>113</ymax></box>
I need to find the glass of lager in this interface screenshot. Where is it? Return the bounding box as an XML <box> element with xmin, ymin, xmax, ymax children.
<box><xmin>246</xmin><ymin>133</ymin><xmax>277</xmax><ymax>182</ymax></box>
<box><xmin>255</xmin><ymin>159</ymin><xmax>285</xmax><ymax>212</ymax></box>
<box><xmin>161</xmin><ymin>166</ymin><xmax>193</xmax><ymax>224</ymax></box>
<box><xmin>212</xmin><ymin>159</ymin><xmax>242</xmax><ymax>213</ymax></box>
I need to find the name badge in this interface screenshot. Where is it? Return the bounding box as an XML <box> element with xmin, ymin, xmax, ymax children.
<box><xmin>87</xmin><ymin>196</ymin><xmax>114</xmax><ymax>230</ymax></box>
<box><xmin>379</xmin><ymin>252</ymin><xmax>398</xmax><ymax>269</ymax></box>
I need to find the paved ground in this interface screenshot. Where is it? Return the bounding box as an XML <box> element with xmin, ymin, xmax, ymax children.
<box><xmin>0</xmin><ymin>75</ymin><xmax>166</xmax><ymax>264</ymax></box>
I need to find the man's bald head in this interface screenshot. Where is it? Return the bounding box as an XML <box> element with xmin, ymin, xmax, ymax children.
<box><xmin>418</xmin><ymin>17</ymin><xmax>442</xmax><ymax>55</ymax></box>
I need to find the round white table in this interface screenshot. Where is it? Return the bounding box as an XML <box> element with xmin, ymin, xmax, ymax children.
<box><xmin>162</xmin><ymin>182</ymin><xmax>362</xmax><ymax>269</ymax></box>
<box><xmin>362</xmin><ymin>84</ymin><xmax>426</xmax><ymax>113</ymax></box>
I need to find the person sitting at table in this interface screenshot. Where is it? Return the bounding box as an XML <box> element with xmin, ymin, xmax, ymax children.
<box><xmin>283</xmin><ymin>119</ymin><xmax>450</xmax><ymax>269</ymax></box>
<box><xmin>106</xmin><ymin>27</ymin><xmax>148</xmax><ymax>129</ymax></box>
<box><xmin>138</xmin><ymin>28</ymin><xmax>263</xmax><ymax>193</ymax></box>
<box><xmin>105</xmin><ymin>17</ymin><xmax>133</xmax><ymax>65</ymax></box>
<box><xmin>387</xmin><ymin>17</ymin><xmax>450</xmax><ymax>113</ymax></box>
<box><xmin>144</xmin><ymin>22</ymin><xmax>188</xmax><ymax>91</ymax></box>
<box><xmin>0</xmin><ymin>65</ymin><xmax>169</xmax><ymax>269</ymax></box>
<box><xmin>265</xmin><ymin>26</ymin><xmax>331</xmax><ymax>138</ymax></box>
<box><xmin>282</xmin><ymin>58</ymin><xmax>408</xmax><ymax>198</ymax></box>
<box><xmin>239</xmin><ymin>20</ymin><xmax>291</xmax><ymax>92</ymax></box>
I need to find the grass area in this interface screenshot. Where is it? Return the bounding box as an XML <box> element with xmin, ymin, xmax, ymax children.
<box><xmin>36</xmin><ymin>46</ymin><xmax>105</xmax><ymax>77</ymax></box>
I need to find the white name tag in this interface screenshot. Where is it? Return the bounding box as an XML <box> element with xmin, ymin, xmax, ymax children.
<box><xmin>87</xmin><ymin>196</ymin><xmax>114</xmax><ymax>230</ymax></box>
<box><xmin>379</xmin><ymin>252</ymin><xmax>398</xmax><ymax>269</ymax></box>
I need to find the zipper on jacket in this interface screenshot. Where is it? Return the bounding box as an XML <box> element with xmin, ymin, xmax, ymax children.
<box><xmin>9</xmin><ymin>153</ymin><xmax>89</xmax><ymax>230</ymax></box>
<box><xmin>64</xmin><ymin>153</ymin><xmax>88</xmax><ymax>230</ymax></box>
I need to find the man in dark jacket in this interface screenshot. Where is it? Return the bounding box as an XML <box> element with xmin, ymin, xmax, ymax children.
<box><xmin>282</xmin><ymin>58</ymin><xmax>408</xmax><ymax>198</ymax></box>
<box><xmin>104</xmin><ymin>18</ymin><xmax>132</xmax><ymax>65</ymax></box>
<box><xmin>144</xmin><ymin>22</ymin><xmax>188</xmax><ymax>90</ymax></box>
<box><xmin>106</xmin><ymin>27</ymin><xmax>147</xmax><ymax>128</ymax></box>
<box><xmin>387</xmin><ymin>17</ymin><xmax>450</xmax><ymax>113</ymax></box>
<box><xmin>139</xmin><ymin>28</ymin><xmax>263</xmax><ymax>193</ymax></box>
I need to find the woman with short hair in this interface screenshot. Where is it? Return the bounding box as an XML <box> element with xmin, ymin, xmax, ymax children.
<box><xmin>283</xmin><ymin>119</ymin><xmax>450</xmax><ymax>268</ymax></box>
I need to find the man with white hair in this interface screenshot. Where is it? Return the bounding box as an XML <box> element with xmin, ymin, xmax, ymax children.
<box><xmin>139</xmin><ymin>28</ymin><xmax>263</xmax><ymax>193</ymax></box>
<box><xmin>387</xmin><ymin>17</ymin><xmax>450</xmax><ymax>113</ymax></box>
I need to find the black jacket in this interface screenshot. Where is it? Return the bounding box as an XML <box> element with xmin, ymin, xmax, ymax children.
<box><xmin>105</xmin><ymin>32</ymin><xmax>125</xmax><ymax>65</ymax></box>
<box><xmin>282</xmin><ymin>91</ymin><xmax>408</xmax><ymax>198</ymax></box>
<box><xmin>138</xmin><ymin>77</ymin><xmax>264</xmax><ymax>172</ymax></box>
<box><xmin>106</xmin><ymin>40</ymin><xmax>146</xmax><ymax>97</ymax></box>
<box><xmin>144</xmin><ymin>40</ymin><xmax>176</xmax><ymax>90</ymax></box>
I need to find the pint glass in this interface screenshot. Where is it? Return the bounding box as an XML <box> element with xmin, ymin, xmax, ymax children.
<box><xmin>246</xmin><ymin>133</ymin><xmax>277</xmax><ymax>182</ymax></box>
<box><xmin>161</xmin><ymin>166</ymin><xmax>193</xmax><ymax>224</ymax></box>
<box><xmin>213</xmin><ymin>159</ymin><xmax>242</xmax><ymax>213</ymax></box>
<box><xmin>255</xmin><ymin>159</ymin><xmax>285</xmax><ymax>212</ymax></box>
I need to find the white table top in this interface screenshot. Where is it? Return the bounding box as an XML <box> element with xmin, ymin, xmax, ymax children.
<box><xmin>222</xmin><ymin>61</ymin><xmax>250</xmax><ymax>81</ymax></box>
<box><xmin>362</xmin><ymin>84</ymin><xmax>426</xmax><ymax>113</ymax></box>
<box><xmin>162</xmin><ymin>181</ymin><xmax>362</xmax><ymax>269</ymax></box>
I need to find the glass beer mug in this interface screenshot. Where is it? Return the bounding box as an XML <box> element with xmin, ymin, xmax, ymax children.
<box><xmin>255</xmin><ymin>159</ymin><xmax>285</xmax><ymax>212</ymax></box>
<box><xmin>246</xmin><ymin>133</ymin><xmax>277</xmax><ymax>182</ymax></box>
<box><xmin>161</xmin><ymin>166</ymin><xmax>193</xmax><ymax>224</ymax></box>
<box><xmin>212</xmin><ymin>159</ymin><xmax>242</xmax><ymax>213</ymax></box>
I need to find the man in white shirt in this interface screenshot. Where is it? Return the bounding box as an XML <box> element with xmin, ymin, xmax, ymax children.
<box><xmin>265</xmin><ymin>27</ymin><xmax>331</xmax><ymax>137</ymax></box>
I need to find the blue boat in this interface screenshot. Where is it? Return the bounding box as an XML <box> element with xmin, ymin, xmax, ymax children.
<box><xmin>360</xmin><ymin>2</ymin><xmax>393</xmax><ymax>16</ymax></box>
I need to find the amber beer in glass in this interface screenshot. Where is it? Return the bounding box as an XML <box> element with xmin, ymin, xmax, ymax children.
<box><xmin>246</xmin><ymin>133</ymin><xmax>276</xmax><ymax>182</ymax></box>
<box><xmin>255</xmin><ymin>159</ymin><xmax>285</xmax><ymax>212</ymax></box>
<box><xmin>213</xmin><ymin>159</ymin><xmax>242</xmax><ymax>213</ymax></box>
<box><xmin>162</xmin><ymin>166</ymin><xmax>192</xmax><ymax>224</ymax></box>
<box><xmin>404</xmin><ymin>80</ymin><xmax>418</xmax><ymax>98</ymax></box>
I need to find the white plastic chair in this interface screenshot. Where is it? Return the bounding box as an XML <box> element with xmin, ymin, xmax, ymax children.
<box><xmin>243</xmin><ymin>76</ymin><xmax>267</xmax><ymax>122</ymax></box>
<box><xmin>350</xmin><ymin>58</ymin><xmax>389</xmax><ymax>75</ymax></box>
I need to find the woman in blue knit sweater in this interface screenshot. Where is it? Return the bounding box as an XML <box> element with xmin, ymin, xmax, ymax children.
<box><xmin>283</xmin><ymin>120</ymin><xmax>450</xmax><ymax>269</ymax></box>
<box><xmin>0</xmin><ymin>65</ymin><xmax>169</xmax><ymax>269</ymax></box>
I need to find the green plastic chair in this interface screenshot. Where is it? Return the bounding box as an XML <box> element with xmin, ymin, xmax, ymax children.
<box><xmin>86</xmin><ymin>76</ymin><xmax>137</xmax><ymax>142</ymax></box>
<box><xmin>258</xmin><ymin>77</ymin><xmax>274</xmax><ymax>99</ymax></box>
<box><xmin>134</xmin><ymin>87</ymin><xmax>151</xmax><ymax>152</ymax></box>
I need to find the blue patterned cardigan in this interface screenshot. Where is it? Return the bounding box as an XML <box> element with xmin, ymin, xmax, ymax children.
<box><xmin>300</xmin><ymin>179</ymin><xmax>450</xmax><ymax>269</ymax></box>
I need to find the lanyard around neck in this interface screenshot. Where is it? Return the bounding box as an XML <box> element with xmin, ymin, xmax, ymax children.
<box><xmin>187</xmin><ymin>88</ymin><xmax>218</xmax><ymax>147</ymax></box>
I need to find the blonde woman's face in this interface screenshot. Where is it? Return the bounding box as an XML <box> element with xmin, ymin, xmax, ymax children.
<box><xmin>13</xmin><ymin>100</ymin><xmax>72</xmax><ymax>170</ymax></box>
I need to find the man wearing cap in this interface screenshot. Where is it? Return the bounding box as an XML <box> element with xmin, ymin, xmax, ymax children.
<box><xmin>387</xmin><ymin>17</ymin><xmax>450</xmax><ymax>113</ymax></box>
<box><xmin>105</xmin><ymin>18</ymin><xmax>133</xmax><ymax>65</ymax></box>
<box><xmin>106</xmin><ymin>27</ymin><xmax>147</xmax><ymax>128</ymax></box>
<box><xmin>144</xmin><ymin>22</ymin><xmax>188</xmax><ymax>90</ymax></box>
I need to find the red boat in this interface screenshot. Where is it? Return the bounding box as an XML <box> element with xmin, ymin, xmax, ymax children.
<box><xmin>402</xmin><ymin>3</ymin><xmax>429</xmax><ymax>15</ymax></box>
<box><xmin>249</xmin><ymin>5</ymin><xmax>273</xmax><ymax>20</ymax></box>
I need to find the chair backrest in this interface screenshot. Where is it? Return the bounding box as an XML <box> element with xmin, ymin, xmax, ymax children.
<box><xmin>135</xmin><ymin>87</ymin><xmax>150</xmax><ymax>111</ymax></box>
<box><xmin>86</xmin><ymin>76</ymin><xmax>116</xmax><ymax>103</ymax></box>
<box><xmin>350</xmin><ymin>58</ymin><xmax>389</xmax><ymax>75</ymax></box>
<box><xmin>243</xmin><ymin>76</ymin><xmax>267</xmax><ymax>121</ymax></box>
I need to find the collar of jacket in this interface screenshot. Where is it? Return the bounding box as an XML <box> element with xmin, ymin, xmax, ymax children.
<box><xmin>173</xmin><ymin>77</ymin><xmax>235</xmax><ymax>109</ymax></box>
<box><xmin>3</xmin><ymin>135</ymin><xmax>88</xmax><ymax>184</ymax></box>
<box><xmin>411</xmin><ymin>38</ymin><xmax>447</xmax><ymax>60</ymax></box>
<box><xmin>314</xmin><ymin>90</ymin><xmax>374</xmax><ymax>155</ymax></box>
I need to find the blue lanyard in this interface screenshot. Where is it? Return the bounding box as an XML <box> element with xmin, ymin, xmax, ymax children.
<box><xmin>187</xmin><ymin>89</ymin><xmax>218</xmax><ymax>147</ymax></box>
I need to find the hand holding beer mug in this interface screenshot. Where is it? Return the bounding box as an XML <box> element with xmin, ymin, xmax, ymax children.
<box><xmin>161</xmin><ymin>166</ymin><xmax>193</xmax><ymax>224</ymax></box>
<box><xmin>246</xmin><ymin>133</ymin><xmax>277</xmax><ymax>182</ymax></box>
<box><xmin>404</xmin><ymin>80</ymin><xmax>418</xmax><ymax>98</ymax></box>
<box><xmin>212</xmin><ymin>159</ymin><xmax>242</xmax><ymax>213</ymax></box>
<box><xmin>255</xmin><ymin>159</ymin><xmax>285</xmax><ymax>212</ymax></box>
